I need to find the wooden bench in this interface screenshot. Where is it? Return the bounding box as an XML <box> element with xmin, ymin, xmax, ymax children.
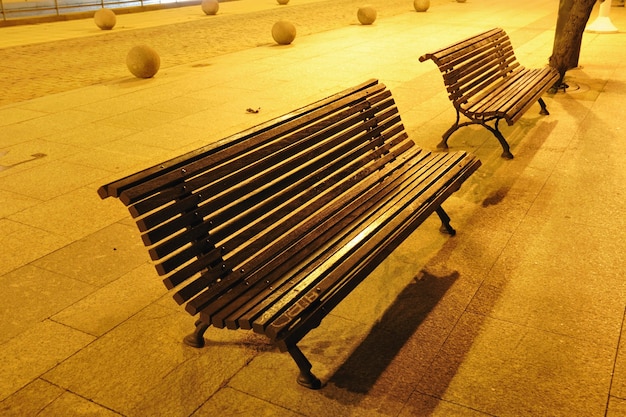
<box><xmin>419</xmin><ymin>27</ymin><xmax>560</xmax><ymax>159</ymax></box>
<box><xmin>98</xmin><ymin>79</ymin><xmax>481</xmax><ymax>389</ymax></box>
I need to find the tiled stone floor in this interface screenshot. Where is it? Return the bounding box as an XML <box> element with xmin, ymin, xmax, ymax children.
<box><xmin>2</xmin><ymin>0</ymin><xmax>626</xmax><ymax>416</ymax></box>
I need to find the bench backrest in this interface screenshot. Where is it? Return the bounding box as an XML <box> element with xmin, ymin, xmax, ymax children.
<box><xmin>98</xmin><ymin>79</ymin><xmax>416</xmax><ymax>319</ymax></box>
<box><xmin>419</xmin><ymin>28</ymin><xmax>519</xmax><ymax>108</ymax></box>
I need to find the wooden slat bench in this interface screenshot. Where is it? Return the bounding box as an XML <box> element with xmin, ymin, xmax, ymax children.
<box><xmin>419</xmin><ymin>27</ymin><xmax>560</xmax><ymax>159</ymax></box>
<box><xmin>98</xmin><ymin>79</ymin><xmax>481</xmax><ymax>389</ymax></box>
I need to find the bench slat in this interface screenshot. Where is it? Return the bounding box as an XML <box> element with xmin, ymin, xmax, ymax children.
<box><xmin>141</xmin><ymin>108</ymin><xmax>391</xmax><ymax>254</ymax></box>
<box><xmin>186</xmin><ymin>128</ymin><xmax>415</xmax><ymax>322</ymax></box>
<box><xmin>170</xmin><ymin>131</ymin><xmax>411</xmax><ymax>304</ymax></box>
<box><xmin>148</xmin><ymin>121</ymin><xmax>400</xmax><ymax>265</ymax></box>
<box><xmin>138</xmin><ymin>93</ymin><xmax>396</xmax><ymax>247</ymax></box>
<box><xmin>233</xmin><ymin>146</ymin><xmax>444</xmax><ymax>332</ymax></box>
<box><xmin>449</xmin><ymin>57</ymin><xmax>519</xmax><ymax>105</ymax></box>
<box><xmin>419</xmin><ymin>27</ymin><xmax>503</xmax><ymax>65</ymax></box>
<box><xmin>275</xmin><ymin>158</ymin><xmax>480</xmax><ymax>351</ymax></box>
<box><xmin>441</xmin><ymin>42</ymin><xmax>514</xmax><ymax>83</ymax></box>
<box><xmin>440</xmin><ymin>38</ymin><xmax>519</xmax><ymax>105</ymax></box>
<box><xmin>262</xmin><ymin>151</ymin><xmax>480</xmax><ymax>342</ymax></box>
<box><xmin>153</xmin><ymin>103</ymin><xmax>404</xmax><ymax>289</ymax></box>
<box><xmin>465</xmin><ymin>67</ymin><xmax>558</xmax><ymax>123</ymax></box>
<box><xmin>217</xmin><ymin>141</ymin><xmax>430</xmax><ymax>330</ymax></box>
<box><xmin>97</xmin><ymin>79</ymin><xmax>382</xmax><ymax>200</ymax></box>
<box><xmin>441</xmin><ymin>40</ymin><xmax>513</xmax><ymax>74</ymax></box>
<box><xmin>129</xmin><ymin>93</ymin><xmax>389</xmax><ymax>223</ymax></box>
<box><xmin>171</xmin><ymin>120</ymin><xmax>410</xmax><ymax>304</ymax></box>
<box><xmin>497</xmin><ymin>69</ymin><xmax>560</xmax><ymax>123</ymax></box>
<box><xmin>464</xmin><ymin>67</ymin><xmax>534</xmax><ymax>115</ymax></box>
<box><xmin>117</xmin><ymin>85</ymin><xmax>387</xmax><ymax>207</ymax></box>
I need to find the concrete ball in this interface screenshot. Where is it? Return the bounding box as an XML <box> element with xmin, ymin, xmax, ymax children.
<box><xmin>277</xmin><ymin>0</ymin><xmax>289</xmax><ymax>4</ymax></box>
<box><xmin>126</xmin><ymin>45</ymin><xmax>161</xmax><ymax>78</ymax></box>
<box><xmin>413</xmin><ymin>0</ymin><xmax>430</xmax><ymax>12</ymax></box>
<box><xmin>94</xmin><ymin>8</ymin><xmax>116</xmax><ymax>30</ymax></box>
<box><xmin>201</xmin><ymin>0</ymin><xmax>219</xmax><ymax>15</ymax></box>
<box><xmin>357</xmin><ymin>5</ymin><xmax>377</xmax><ymax>25</ymax></box>
<box><xmin>272</xmin><ymin>21</ymin><xmax>296</xmax><ymax>45</ymax></box>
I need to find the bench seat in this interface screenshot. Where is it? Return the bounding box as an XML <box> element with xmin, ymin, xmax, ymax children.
<box><xmin>98</xmin><ymin>79</ymin><xmax>481</xmax><ymax>389</ymax></box>
<box><xmin>420</xmin><ymin>27</ymin><xmax>560</xmax><ymax>159</ymax></box>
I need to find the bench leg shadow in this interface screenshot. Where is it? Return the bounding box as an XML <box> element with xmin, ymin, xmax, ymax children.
<box><xmin>328</xmin><ymin>269</ymin><xmax>460</xmax><ymax>395</ymax></box>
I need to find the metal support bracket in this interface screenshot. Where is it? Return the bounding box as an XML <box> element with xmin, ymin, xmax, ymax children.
<box><xmin>437</xmin><ymin>101</ymin><xmax>552</xmax><ymax>159</ymax></box>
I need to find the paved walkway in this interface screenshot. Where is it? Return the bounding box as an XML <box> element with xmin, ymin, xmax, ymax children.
<box><xmin>0</xmin><ymin>0</ymin><xmax>420</xmax><ymax>106</ymax></box>
<box><xmin>2</xmin><ymin>1</ymin><xmax>626</xmax><ymax>416</ymax></box>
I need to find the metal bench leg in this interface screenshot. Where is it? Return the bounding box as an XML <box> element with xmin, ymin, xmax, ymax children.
<box><xmin>440</xmin><ymin>111</ymin><xmax>513</xmax><ymax>159</ymax></box>
<box><xmin>538</xmin><ymin>98</ymin><xmax>550</xmax><ymax>116</ymax></box>
<box><xmin>483</xmin><ymin>119</ymin><xmax>513</xmax><ymax>159</ymax></box>
<box><xmin>438</xmin><ymin>110</ymin><xmax>461</xmax><ymax>150</ymax></box>
<box><xmin>183</xmin><ymin>319</ymin><xmax>209</xmax><ymax>348</ymax></box>
<box><xmin>288</xmin><ymin>345</ymin><xmax>322</xmax><ymax>389</ymax></box>
<box><xmin>436</xmin><ymin>207</ymin><xmax>456</xmax><ymax>236</ymax></box>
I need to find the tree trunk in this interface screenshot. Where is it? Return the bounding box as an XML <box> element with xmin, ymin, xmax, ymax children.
<box><xmin>549</xmin><ymin>0</ymin><xmax>601</xmax><ymax>88</ymax></box>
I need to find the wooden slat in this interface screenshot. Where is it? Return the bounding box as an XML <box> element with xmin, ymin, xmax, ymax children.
<box><xmin>442</xmin><ymin>41</ymin><xmax>517</xmax><ymax>104</ymax></box>
<box><xmin>233</xmin><ymin>146</ymin><xmax>444</xmax><ymax>331</ymax></box>
<box><xmin>184</xmin><ymin>131</ymin><xmax>419</xmax><ymax>321</ymax></box>
<box><xmin>442</xmin><ymin>39</ymin><xmax>513</xmax><ymax>73</ymax></box>
<box><xmin>212</xmin><ymin>141</ymin><xmax>425</xmax><ymax>329</ymax></box>
<box><xmin>142</xmin><ymin>88</ymin><xmax>407</xmax><ymax>299</ymax></box>
<box><xmin>259</xmin><ymin>151</ymin><xmax>479</xmax><ymax>339</ymax></box>
<box><xmin>141</xmin><ymin>99</ymin><xmax>399</xmax><ymax>249</ymax></box>
<box><xmin>128</xmin><ymin>91</ymin><xmax>393</xmax><ymax>221</ymax></box>
<box><xmin>419</xmin><ymin>28</ymin><xmax>504</xmax><ymax>65</ymax></box>
<box><xmin>138</xmin><ymin>107</ymin><xmax>389</xmax><ymax>247</ymax></box>
<box><xmin>449</xmin><ymin>59</ymin><xmax>517</xmax><ymax>104</ymax></box>
<box><xmin>170</xmin><ymin>122</ymin><xmax>410</xmax><ymax>304</ymax></box>
<box><xmin>116</xmin><ymin>85</ymin><xmax>388</xmax><ymax>206</ymax></box>
<box><xmin>463</xmin><ymin>66</ymin><xmax>559</xmax><ymax>123</ymax></box>
<box><xmin>169</xmin><ymin>137</ymin><xmax>408</xmax><ymax>303</ymax></box>
<box><xmin>97</xmin><ymin>79</ymin><xmax>382</xmax><ymax>200</ymax></box>
<box><xmin>271</xmin><ymin>152</ymin><xmax>481</xmax><ymax>350</ymax></box>
<box><xmin>145</xmin><ymin>104</ymin><xmax>402</xmax><ymax>277</ymax></box>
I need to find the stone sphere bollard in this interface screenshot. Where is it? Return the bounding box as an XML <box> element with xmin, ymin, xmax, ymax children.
<box><xmin>94</xmin><ymin>8</ymin><xmax>116</xmax><ymax>30</ymax></box>
<box><xmin>201</xmin><ymin>0</ymin><xmax>219</xmax><ymax>15</ymax></box>
<box><xmin>272</xmin><ymin>21</ymin><xmax>296</xmax><ymax>45</ymax></box>
<box><xmin>277</xmin><ymin>0</ymin><xmax>289</xmax><ymax>4</ymax></box>
<box><xmin>126</xmin><ymin>45</ymin><xmax>161</xmax><ymax>78</ymax></box>
<box><xmin>414</xmin><ymin>0</ymin><xmax>430</xmax><ymax>12</ymax></box>
<box><xmin>357</xmin><ymin>5</ymin><xmax>377</xmax><ymax>25</ymax></box>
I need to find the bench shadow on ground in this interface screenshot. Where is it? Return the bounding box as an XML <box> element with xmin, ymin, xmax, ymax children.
<box><xmin>320</xmin><ymin>107</ymin><xmax>559</xmax><ymax>409</ymax></box>
<box><xmin>327</xmin><ymin>267</ymin><xmax>460</xmax><ymax>394</ymax></box>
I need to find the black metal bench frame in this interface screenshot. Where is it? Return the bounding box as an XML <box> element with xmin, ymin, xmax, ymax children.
<box><xmin>420</xmin><ymin>28</ymin><xmax>560</xmax><ymax>159</ymax></box>
<box><xmin>98</xmin><ymin>79</ymin><xmax>481</xmax><ymax>389</ymax></box>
